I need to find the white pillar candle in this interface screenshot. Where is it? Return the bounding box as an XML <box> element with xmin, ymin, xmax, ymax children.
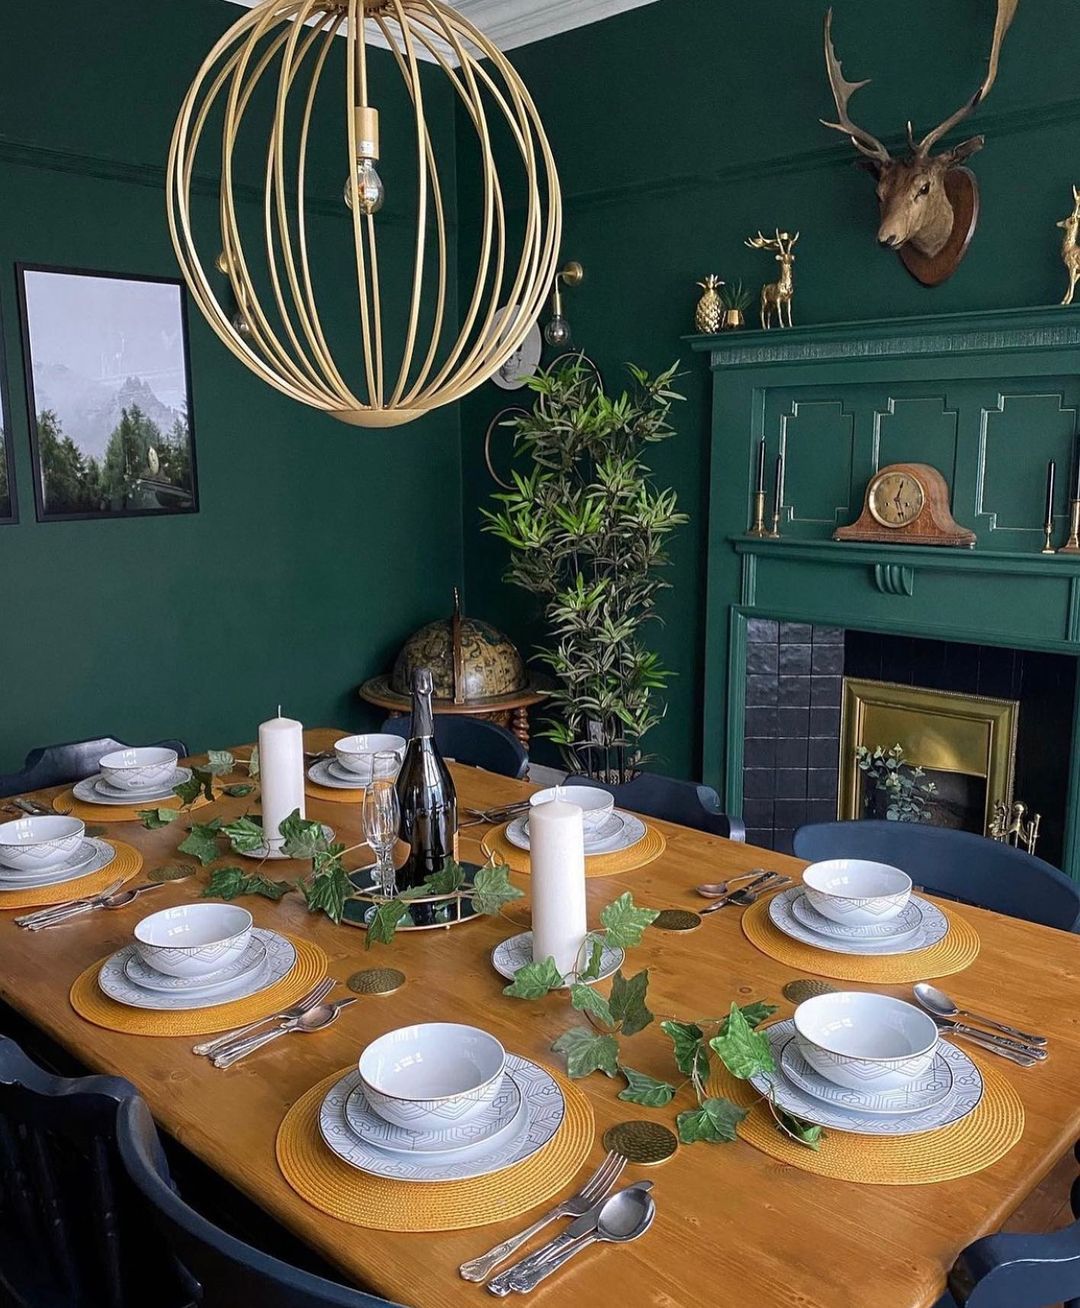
<box><xmin>258</xmin><ymin>711</ymin><xmax>305</xmax><ymax>856</ymax></box>
<box><xmin>528</xmin><ymin>799</ymin><xmax>587</xmax><ymax>976</ymax></box>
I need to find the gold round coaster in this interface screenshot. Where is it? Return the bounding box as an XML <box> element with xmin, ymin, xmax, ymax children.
<box><xmin>602</xmin><ymin>1120</ymin><xmax>678</xmax><ymax>1165</ymax></box>
<box><xmin>782</xmin><ymin>979</ymin><xmax>837</xmax><ymax>1004</ymax></box>
<box><xmin>347</xmin><ymin>967</ymin><xmax>405</xmax><ymax>996</ymax></box>
<box><xmin>651</xmin><ymin>908</ymin><xmax>701</xmax><ymax>932</ymax></box>
<box><xmin>146</xmin><ymin>864</ymin><xmax>197</xmax><ymax>884</ymax></box>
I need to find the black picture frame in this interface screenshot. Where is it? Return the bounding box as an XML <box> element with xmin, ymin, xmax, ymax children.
<box><xmin>17</xmin><ymin>263</ymin><xmax>199</xmax><ymax>523</ymax></box>
<box><xmin>0</xmin><ymin>296</ymin><xmax>18</xmax><ymax>525</ymax></box>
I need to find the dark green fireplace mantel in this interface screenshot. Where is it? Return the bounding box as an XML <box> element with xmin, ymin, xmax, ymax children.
<box><xmin>692</xmin><ymin>306</ymin><xmax>1080</xmax><ymax>878</ymax></box>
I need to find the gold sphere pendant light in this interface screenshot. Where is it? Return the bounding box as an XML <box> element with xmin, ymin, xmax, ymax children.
<box><xmin>167</xmin><ymin>0</ymin><xmax>561</xmax><ymax>428</ymax></box>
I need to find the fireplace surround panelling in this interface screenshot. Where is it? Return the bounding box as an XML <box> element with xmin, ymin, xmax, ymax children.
<box><xmin>692</xmin><ymin>307</ymin><xmax>1080</xmax><ymax>879</ymax></box>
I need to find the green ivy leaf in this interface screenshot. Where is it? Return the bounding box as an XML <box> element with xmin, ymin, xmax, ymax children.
<box><xmin>551</xmin><ymin>1026</ymin><xmax>621</xmax><ymax>1079</ymax></box>
<box><xmin>676</xmin><ymin>1097</ymin><xmax>746</xmax><ymax>1144</ymax></box>
<box><xmin>723</xmin><ymin>1001</ymin><xmax>778</xmax><ymax>1033</ymax></box>
<box><xmin>617</xmin><ymin>1065</ymin><xmax>676</xmax><ymax>1107</ymax></box>
<box><xmin>708</xmin><ymin>1001</ymin><xmax>775</xmax><ymax>1081</ymax></box>
<box><xmin>223</xmin><ymin>783</ymin><xmax>255</xmax><ymax>798</ymax></box>
<box><xmin>299</xmin><ymin>862</ymin><xmax>352</xmax><ymax>924</ymax></box>
<box><xmin>247</xmin><ymin>746</ymin><xmax>259</xmax><ymax>778</ymax></box>
<box><xmin>221</xmin><ymin>815</ymin><xmax>264</xmax><ymax>854</ymax></box>
<box><xmin>177</xmin><ymin>820</ymin><xmax>223</xmax><ymax>867</ymax></box>
<box><xmin>202</xmin><ymin>866</ymin><xmax>291</xmax><ymax>902</ymax></box>
<box><xmin>599</xmin><ymin>892</ymin><xmax>660</xmax><ymax>949</ymax></box>
<box><xmin>579</xmin><ymin>935</ymin><xmax>605</xmax><ymax>982</ymax></box>
<box><xmin>569</xmin><ymin>983</ymin><xmax>614</xmax><ymax>1028</ymax></box>
<box><xmin>280</xmin><ymin>810</ymin><xmax>326</xmax><ymax>860</ymax></box>
<box><xmin>172</xmin><ymin>775</ymin><xmax>203</xmax><ymax>806</ymax></box>
<box><xmin>204</xmin><ymin>749</ymin><xmax>235</xmax><ymax>776</ymax></box>
<box><xmin>661</xmin><ymin>1019</ymin><xmax>710</xmax><ymax>1082</ymax></box>
<box><xmin>194</xmin><ymin>767</ymin><xmax>216</xmax><ymax>803</ymax></box>
<box><xmin>608</xmin><ymin>968</ymin><xmax>653</xmax><ymax>1037</ymax></box>
<box><xmin>770</xmin><ymin>1101</ymin><xmax>824</xmax><ymax>1150</ymax></box>
<box><xmin>365</xmin><ymin>898</ymin><xmax>411</xmax><ymax>949</ymax></box>
<box><xmin>503</xmin><ymin>956</ymin><xmax>564</xmax><ymax>999</ymax></box>
<box><xmin>137</xmin><ymin>807</ymin><xmax>181</xmax><ymax>830</ymax></box>
<box><xmin>469</xmin><ymin>861</ymin><xmax>525</xmax><ymax>915</ymax></box>
<box><xmin>421</xmin><ymin>859</ymin><xmax>467</xmax><ymax>896</ymax></box>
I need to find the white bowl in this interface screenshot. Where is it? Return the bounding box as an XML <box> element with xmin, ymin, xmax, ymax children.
<box><xmin>333</xmin><ymin>734</ymin><xmax>406</xmax><ymax>780</ymax></box>
<box><xmin>529</xmin><ymin>784</ymin><xmax>615</xmax><ymax>832</ymax></box>
<box><xmin>802</xmin><ymin>858</ymin><xmax>912</xmax><ymax>926</ymax></box>
<box><xmin>98</xmin><ymin>746</ymin><xmax>178</xmax><ymax>793</ymax></box>
<box><xmin>0</xmin><ymin>816</ymin><xmax>85</xmax><ymax>871</ymax></box>
<box><xmin>133</xmin><ymin>903</ymin><xmax>253</xmax><ymax>979</ymax></box>
<box><xmin>359</xmin><ymin>1023</ymin><xmax>506</xmax><ymax>1131</ymax></box>
<box><xmin>793</xmin><ymin>991</ymin><xmax>939</xmax><ymax>1092</ymax></box>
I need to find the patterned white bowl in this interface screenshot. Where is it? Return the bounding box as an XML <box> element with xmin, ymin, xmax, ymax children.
<box><xmin>98</xmin><ymin>746</ymin><xmax>179</xmax><ymax>793</ymax></box>
<box><xmin>802</xmin><ymin>858</ymin><xmax>911</xmax><ymax>926</ymax></box>
<box><xmin>359</xmin><ymin>1023</ymin><xmax>506</xmax><ymax>1132</ymax></box>
<box><xmin>133</xmin><ymin>903</ymin><xmax>253</xmax><ymax>978</ymax></box>
<box><xmin>333</xmin><ymin>734</ymin><xmax>405</xmax><ymax>781</ymax></box>
<box><xmin>529</xmin><ymin>784</ymin><xmax>614</xmax><ymax>832</ymax></box>
<box><xmin>0</xmin><ymin>815</ymin><xmax>85</xmax><ymax>871</ymax></box>
<box><xmin>793</xmin><ymin>991</ymin><xmax>938</xmax><ymax>1092</ymax></box>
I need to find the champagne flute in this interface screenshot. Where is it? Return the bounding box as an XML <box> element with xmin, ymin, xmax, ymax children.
<box><xmin>363</xmin><ymin>767</ymin><xmax>400</xmax><ymax>898</ymax></box>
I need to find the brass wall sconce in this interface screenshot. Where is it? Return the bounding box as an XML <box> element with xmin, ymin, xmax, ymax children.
<box><xmin>544</xmin><ymin>261</ymin><xmax>584</xmax><ymax>348</ymax></box>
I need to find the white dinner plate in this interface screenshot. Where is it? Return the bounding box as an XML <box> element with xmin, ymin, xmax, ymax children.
<box><xmin>504</xmin><ymin>809</ymin><xmax>646</xmax><ymax>856</ymax></box>
<box><xmin>491</xmin><ymin>931</ymin><xmax>624</xmax><ymax>986</ymax></box>
<box><xmin>748</xmin><ymin>1020</ymin><xmax>983</xmax><ymax>1136</ymax></box>
<box><xmin>0</xmin><ymin>837</ymin><xmax>114</xmax><ymax>891</ymax></box>
<box><xmin>769</xmin><ymin>888</ymin><xmax>949</xmax><ymax>956</ymax></box>
<box><xmin>98</xmin><ymin>928</ymin><xmax>296</xmax><ymax>1010</ymax></box>
<box><xmin>123</xmin><ymin>935</ymin><xmax>268</xmax><ymax>995</ymax></box>
<box><xmin>343</xmin><ymin>1072</ymin><xmax>523</xmax><ymax>1155</ymax></box>
<box><xmin>790</xmin><ymin>892</ymin><xmax>920</xmax><ymax>942</ymax></box>
<box><xmin>308</xmin><ymin>758</ymin><xmax>366</xmax><ymax>791</ymax></box>
<box><xmin>779</xmin><ymin>1038</ymin><xmax>954</xmax><ymax>1115</ymax></box>
<box><xmin>0</xmin><ymin>839</ymin><xmax>96</xmax><ymax>884</ymax></box>
<box><xmin>72</xmin><ymin>768</ymin><xmax>194</xmax><ymax>806</ymax></box>
<box><xmin>319</xmin><ymin>1054</ymin><xmax>565</xmax><ymax>1182</ymax></box>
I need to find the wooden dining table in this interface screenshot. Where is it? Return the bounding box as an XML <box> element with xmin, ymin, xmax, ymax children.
<box><xmin>3</xmin><ymin>727</ymin><xmax>1080</xmax><ymax>1308</ymax></box>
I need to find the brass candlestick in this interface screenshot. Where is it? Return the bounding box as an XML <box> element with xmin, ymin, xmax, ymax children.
<box><xmin>1041</xmin><ymin>460</ymin><xmax>1057</xmax><ymax>554</ymax></box>
<box><xmin>766</xmin><ymin>452</ymin><xmax>784</xmax><ymax>538</ymax></box>
<box><xmin>1059</xmin><ymin>499</ymin><xmax>1080</xmax><ymax>553</ymax></box>
<box><xmin>747</xmin><ymin>490</ymin><xmax>770</xmax><ymax>537</ymax></box>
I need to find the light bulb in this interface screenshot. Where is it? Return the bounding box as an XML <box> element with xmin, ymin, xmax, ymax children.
<box><xmin>344</xmin><ymin>159</ymin><xmax>385</xmax><ymax>215</ymax></box>
<box><xmin>543</xmin><ymin>314</ymin><xmax>571</xmax><ymax>348</ymax></box>
<box><xmin>232</xmin><ymin>308</ymin><xmax>252</xmax><ymax>339</ymax></box>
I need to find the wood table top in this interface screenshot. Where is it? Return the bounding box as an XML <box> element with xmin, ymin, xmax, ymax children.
<box><xmin>4</xmin><ymin>728</ymin><xmax>1080</xmax><ymax>1308</ymax></box>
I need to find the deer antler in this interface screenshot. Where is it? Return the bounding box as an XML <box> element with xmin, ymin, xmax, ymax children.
<box><xmin>915</xmin><ymin>0</ymin><xmax>1018</xmax><ymax>155</ymax></box>
<box><xmin>745</xmin><ymin>231</ymin><xmax>778</xmax><ymax>251</ymax></box>
<box><xmin>820</xmin><ymin>8</ymin><xmax>891</xmax><ymax>164</ymax></box>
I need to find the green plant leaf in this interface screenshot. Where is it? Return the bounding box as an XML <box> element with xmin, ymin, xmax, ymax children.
<box><xmin>223</xmin><ymin>783</ymin><xmax>254</xmax><ymax>798</ymax></box>
<box><xmin>676</xmin><ymin>1097</ymin><xmax>746</xmax><ymax>1144</ymax></box>
<box><xmin>469</xmin><ymin>861</ymin><xmax>524</xmax><ymax>915</ymax></box>
<box><xmin>205</xmin><ymin>749</ymin><xmax>235</xmax><ymax>776</ymax></box>
<box><xmin>246</xmin><ymin>746</ymin><xmax>259</xmax><ymax>778</ymax></box>
<box><xmin>172</xmin><ymin>775</ymin><xmax>203</xmax><ymax>806</ymax></box>
<box><xmin>177</xmin><ymin>820</ymin><xmax>223</xmax><ymax>867</ymax></box>
<box><xmin>137</xmin><ymin>807</ymin><xmax>181</xmax><ymax>830</ymax></box>
<box><xmin>279</xmin><ymin>810</ymin><xmax>325</xmax><ymax>860</ymax></box>
<box><xmin>722</xmin><ymin>1001</ymin><xmax>778</xmax><ymax>1033</ymax></box>
<box><xmin>769</xmin><ymin>1100</ymin><xmax>824</xmax><ymax>1150</ymax></box>
<box><xmin>202</xmin><ymin>866</ymin><xmax>290</xmax><ymax>902</ymax></box>
<box><xmin>608</xmin><ymin>967</ymin><xmax>653</xmax><ymax>1037</ymax></box>
<box><xmin>708</xmin><ymin>1001</ymin><xmax>775</xmax><ymax>1081</ymax></box>
<box><xmin>661</xmin><ymin>1019</ymin><xmax>710</xmax><ymax>1081</ymax></box>
<box><xmin>551</xmin><ymin>1026</ymin><xmax>621</xmax><ymax>1079</ymax></box>
<box><xmin>194</xmin><ymin>767</ymin><xmax>216</xmax><ymax>803</ymax></box>
<box><xmin>503</xmin><ymin>956</ymin><xmax>563</xmax><ymax>999</ymax></box>
<box><xmin>569</xmin><ymin>983</ymin><xmax>614</xmax><ymax>1028</ymax></box>
<box><xmin>221</xmin><ymin>815</ymin><xmax>264</xmax><ymax>854</ymax></box>
<box><xmin>599</xmin><ymin>892</ymin><xmax>660</xmax><ymax>949</ymax></box>
<box><xmin>617</xmin><ymin>1065</ymin><xmax>676</xmax><ymax>1107</ymax></box>
<box><xmin>421</xmin><ymin>859</ymin><xmax>467</xmax><ymax>896</ymax></box>
<box><xmin>299</xmin><ymin>862</ymin><xmax>352</xmax><ymax>924</ymax></box>
<box><xmin>579</xmin><ymin>935</ymin><xmax>605</xmax><ymax>982</ymax></box>
<box><xmin>364</xmin><ymin>898</ymin><xmax>411</xmax><ymax>949</ymax></box>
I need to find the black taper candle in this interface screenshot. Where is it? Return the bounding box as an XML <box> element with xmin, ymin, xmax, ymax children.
<box><xmin>755</xmin><ymin>437</ymin><xmax>766</xmax><ymax>494</ymax></box>
<box><xmin>1045</xmin><ymin>459</ymin><xmax>1057</xmax><ymax>525</ymax></box>
<box><xmin>773</xmin><ymin>453</ymin><xmax>784</xmax><ymax>516</ymax></box>
<box><xmin>1073</xmin><ymin>434</ymin><xmax>1080</xmax><ymax>499</ymax></box>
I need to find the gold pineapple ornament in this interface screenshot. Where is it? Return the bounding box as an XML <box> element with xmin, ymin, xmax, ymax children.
<box><xmin>694</xmin><ymin>275</ymin><xmax>725</xmax><ymax>334</ymax></box>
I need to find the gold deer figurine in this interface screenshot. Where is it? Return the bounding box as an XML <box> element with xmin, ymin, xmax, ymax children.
<box><xmin>745</xmin><ymin>229</ymin><xmax>799</xmax><ymax>329</ymax></box>
<box><xmin>1058</xmin><ymin>186</ymin><xmax>1080</xmax><ymax>306</ymax></box>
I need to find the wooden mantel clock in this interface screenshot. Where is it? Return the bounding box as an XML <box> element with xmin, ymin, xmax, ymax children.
<box><xmin>834</xmin><ymin>463</ymin><xmax>976</xmax><ymax>548</ymax></box>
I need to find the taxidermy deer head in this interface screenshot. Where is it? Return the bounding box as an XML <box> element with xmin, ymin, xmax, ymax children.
<box><xmin>821</xmin><ymin>0</ymin><xmax>1018</xmax><ymax>286</ymax></box>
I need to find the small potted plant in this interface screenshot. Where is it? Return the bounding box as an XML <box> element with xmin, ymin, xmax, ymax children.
<box><xmin>720</xmin><ymin>281</ymin><xmax>752</xmax><ymax>330</ymax></box>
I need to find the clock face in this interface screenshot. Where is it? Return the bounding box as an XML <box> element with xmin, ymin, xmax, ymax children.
<box><xmin>868</xmin><ymin>471</ymin><xmax>925</xmax><ymax>528</ymax></box>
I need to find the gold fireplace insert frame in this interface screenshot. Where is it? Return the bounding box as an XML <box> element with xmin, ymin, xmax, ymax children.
<box><xmin>838</xmin><ymin>678</ymin><xmax>1019</xmax><ymax>835</ymax></box>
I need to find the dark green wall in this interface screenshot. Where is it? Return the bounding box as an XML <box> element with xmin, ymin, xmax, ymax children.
<box><xmin>0</xmin><ymin>0</ymin><xmax>464</xmax><ymax>772</ymax></box>
<box><xmin>460</xmin><ymin>0</ymin><xmax>1080</xmax><ymax>780</ymax></box>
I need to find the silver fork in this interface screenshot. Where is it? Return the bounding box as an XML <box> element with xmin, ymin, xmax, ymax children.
<box><xmin>192</xmin><ymin>977</ymin><xmax>335</xmax><ymax>1057</ymax></box>
<box><xmin>459</xmin><ymin>1150</ymin><xmax>626</xmax><ymax>1282</ymax></box>
<box><xmin>700</xmin><ymin>871</ymin><xmax>790</xmax><ymax>914</ymax></box>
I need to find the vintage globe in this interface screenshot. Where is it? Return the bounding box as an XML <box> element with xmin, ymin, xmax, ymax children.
<box><xmin>391</xmin><ymin>602</ymin><xmax>527</xmax><ymax>704</ymax></box>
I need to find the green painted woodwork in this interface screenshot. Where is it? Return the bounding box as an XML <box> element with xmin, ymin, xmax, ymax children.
<box><xmin>0</xmin><ymin>0</ymin><xmax>463</xmax><ymax>773</ymax></box>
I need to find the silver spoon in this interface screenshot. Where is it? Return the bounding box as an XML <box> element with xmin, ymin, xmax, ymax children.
<box><xmin>21</xmin><ymin>876</ymin><xmax>185</xmax><ymax>928</ymax></box>
<box><xmin>699</xmin><ymin>872</ymin><xmax>790</xmax><ymax>914</ymax></box>
<box><xmin>914</xmin><ymin>982</ymin><xmax>1046</xmax><ymax>1047</ymax></box>
<box><xmin>695</xmin><ymin>868</ymin><xmax>769</xmax><ymax>897</ymax></box>
<box><xmin>212</xmin><ymin>997</ymin><xmax>356</xmax><ymax>1068</ymax></box>
<box><xmin>504</xmin><ymin>1183</ymin><xmax>656</xmax><ymax>1294</ymax></box>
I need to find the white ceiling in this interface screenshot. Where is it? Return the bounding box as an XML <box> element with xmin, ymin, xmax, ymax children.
<box><xmin>224</xmin><ymin>0</ymin><xmax>658</xmax><ymax>61</ymax></box>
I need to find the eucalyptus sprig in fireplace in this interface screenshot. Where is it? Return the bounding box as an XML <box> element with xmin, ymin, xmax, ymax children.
<box><xmin>482</xmin><ymin>361</ymin><xmax>688</xmax><ymax>782</ymax></box>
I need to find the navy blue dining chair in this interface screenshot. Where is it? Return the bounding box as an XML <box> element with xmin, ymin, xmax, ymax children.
<box><xmin>562</xmin><ymin>772</ymin><xmax>746</xmax><ymax>841</ymax></box>
<box><xmin>380</xmin><ymin>714</ymin><xmax>528</xmax><ymax>780</ymax></box>
<box><xmin>792</xmin><ymin>820</ymin><xmax>1080</xmax><ymax>932</ymax></box>
<box><xmin>0</xmin><ymin>734</ymin><xmax>189</xmax><ymax>800</ymax></box>
<box><xmin>116</xmin><ymin>1096</ymin><xmax>404</xmax><ymax>1307</ymax></box>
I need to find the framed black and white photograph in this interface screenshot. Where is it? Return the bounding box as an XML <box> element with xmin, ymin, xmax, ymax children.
<box><xmin>0</xmin><ymin>302</ymin><xmax>17</xmax><ymax>524</ymax></box>
<box><xmin>18</xmin><ymin>265</ymin><xmax>198</xmax><ymax>521</ymax></box>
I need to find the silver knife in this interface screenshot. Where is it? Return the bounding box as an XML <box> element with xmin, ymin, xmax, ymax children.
<box><xmin>15</xmin><ymin>878</ymin><xmax>126</xmax><ymax>929</ymax></box>
<box><xmin>13</xmin><ymin>798</ymin><xmax>52</xmax><ymax>816</ymax></box>
<box><xmin>487</xmin><ymin>1182</ymin><xmax>653</xmax><ymax>1297</ymax></box>
<box><xmin>700</xmin><ymin>870</ymin><xmax>788</xmax><ymax>914</ymax></box>
<box><xmin>935</xmin><ymin>1018</ymin><xmax>1046</xmax><ymax>1062</ymax></box>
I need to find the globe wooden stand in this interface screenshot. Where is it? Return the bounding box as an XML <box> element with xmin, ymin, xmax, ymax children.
<box><xmin>357</xmin><ymin>677</ymin><xmax>549</xmax><ymax>747</ymax></box>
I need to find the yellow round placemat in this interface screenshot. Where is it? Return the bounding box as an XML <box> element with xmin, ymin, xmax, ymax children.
<box><xmin>69</xmin><ymin>934</ymin><xmax>328</xmax><ymax>1036</ymax></box>
<box><xmin>305</xmin><ymin>779</ymin><xmax>365</xmax><ymax>805</ymax></box>
<box><xmin>741</xmin><ymin>893</ymin><xmax>979</xmax><ymax>982</ymax></box>
<box><xmin>0</xmin><ymin>841</ymin><xmax>142</xmax><ymax>911</ymax></box>
<box><xmin>276</xmin><ymin>1064</ymin><xmax>595</xmax><ymax>1231</ymax></box>
<box><xmin>53</xmin><ymin>786</ymin><xmax>216</xmax><ymax>824</ymax></box>
<box><xmin>709</xmin><ymin>1046</ymin><xmax>1024</xmax><ymax>1185</ymax></box>
<box><xmin>481</xmin><ymin>822</ymin><xmax>666</xmax><ymax>879</ymax></box>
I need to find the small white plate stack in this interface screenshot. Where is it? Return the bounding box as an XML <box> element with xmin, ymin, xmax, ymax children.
<box><xmin>96</xmin><ymin>903</ymin><xmax>297</xmax><ymax>1011</ymax></box>
<box><xmin>318</xmin><ymin>1022</ymin><xmax>567</xmax><ymax>1183</ymax></box>
<box><xmin>308</xmin><ymin>734</ymin><xmax>407</xmax><ymax>790</ymax></box>
<box><xmin>72</xmin><ymin>745</ymin><xmax>192</xmax><ymax>806</ymax></box>
<box><xmin>504</xmin><ymin>786</ymin><xmax>646</xmax><ymax>857</ymax></box>
<box><xmin>0</xmin><ymin>815</ymin><xmax>116</xmax><ymax>890</ymax></box>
